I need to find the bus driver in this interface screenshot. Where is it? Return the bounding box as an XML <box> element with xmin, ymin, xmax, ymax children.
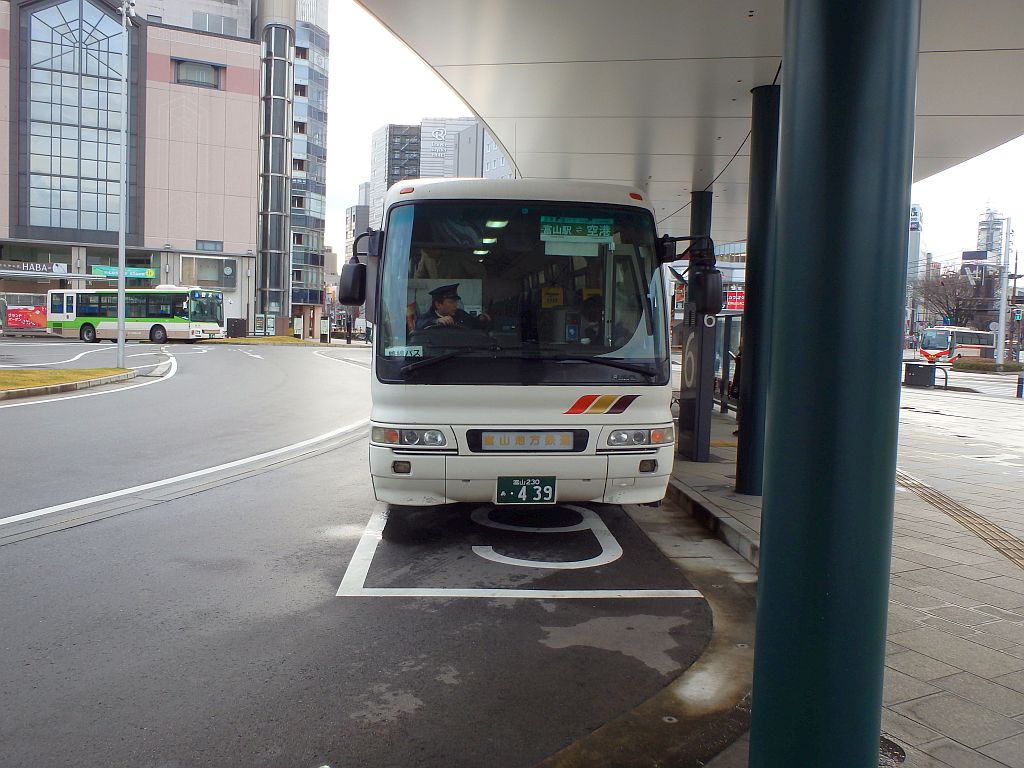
<box><xmin>415</xmin><ymin>284</ymin><xmax>490</xmax><ymax>330</ymax></box>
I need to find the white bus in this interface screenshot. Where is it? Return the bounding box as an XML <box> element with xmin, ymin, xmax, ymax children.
<box><xmin>47</xmin><ymin>286</ymin><xmax>225</xmax><ymax>343</ymax></box>
<box><xmin>919</xmin><ymin>326</ymin><xmax>994</xmax><ymax>363</ymax></box>
<box><xmin>340</xmin><ymin>178</ymin><xmax>703</xmax><ymax>508</ymax></box>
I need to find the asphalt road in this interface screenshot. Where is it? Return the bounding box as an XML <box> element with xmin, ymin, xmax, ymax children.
<box><xmin>0</xmin><ymin>339</ymin><xmax>713</xmax><ymax>768</ymax></box>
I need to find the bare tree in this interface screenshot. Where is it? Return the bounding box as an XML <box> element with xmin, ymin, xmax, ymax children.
<box><xmin>911</xmin><ymin>270</ymin><xmax>984</xmax><ymax>327</ymax></box>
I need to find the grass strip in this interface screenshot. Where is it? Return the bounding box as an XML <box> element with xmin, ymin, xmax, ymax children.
<box><xmin>200</xmin><ymin>335</ymin><xmax>333</xmax><ymax>346</ymax></box>
<box><xmin>0</xmin><ymin>368</ymin><xmax>128</xmax><ymax>391</ymax></box>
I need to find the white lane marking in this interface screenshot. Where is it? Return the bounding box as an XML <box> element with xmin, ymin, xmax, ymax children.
<box><xmin>0</xmin><ymin>346</ymin><xmax>112</xmax><ymax>368</ymax></box>
<box><xmin>313</xmin><ymin>350</ymin><xmax>369</xmax><ymax>370</ymax></box>
<box><xmin>0</xmin><ymin>354</ymin><xmax>178</xmax><ymax>410</ymax></box>
<box><xmin>0</xmin><ymin>342</ymin><xmax>86</xmax><ymax>346</ymax></box>
<box><xmin>231</xmin><ymin>347</ymin><xmax>264</xmax><ymax>360</ymax></box>
<box><xmin>0</xmin><ymin>418</ymin><xmax>370</xmax><ymax>527</ymax></box>
<box><xmin>336</xmin><ymin>509</ymin><xmax>701</xmax><ymax>599</ymax></box>
<box><xmin>470</xmin><ymin>505</ymin><xmax>624</xmax><ymax>570</ymax></box>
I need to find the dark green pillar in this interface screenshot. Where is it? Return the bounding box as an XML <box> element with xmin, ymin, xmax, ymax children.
<box><xmin>735</xmin><ymin>85</ymin><xmax>780</xmax><ymax>496</ymax></box>
<box><xmin>748</xmin><ymin>2</ymin><xmax>920</xmax><ymax>766</ymax></box>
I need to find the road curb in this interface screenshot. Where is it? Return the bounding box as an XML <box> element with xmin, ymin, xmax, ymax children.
<box><xmin>0</xmin><ymin>370</ymin><xmax>137</xmax><ymax>401</ymax></box>
<box><xmin>666</xmin><ymin>478</ymin><xmax>761</xmax><ymax>567</ymax></box>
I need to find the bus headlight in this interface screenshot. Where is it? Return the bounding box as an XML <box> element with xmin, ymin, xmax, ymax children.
<box><xmin>607</xmin><ymin>427</ymin><xmax>674</xmax><ymax>447</ymax></box>
<box><xmin>372</xmin><ymin>427</ymin><xmax>448</xmax><ymax>448</ymax></box>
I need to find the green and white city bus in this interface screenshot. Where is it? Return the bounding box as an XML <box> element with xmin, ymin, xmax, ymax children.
<box><xmin>47</xmin><ymin>286</ymin><xmax>225</xmax><ymax>343</ymax></box>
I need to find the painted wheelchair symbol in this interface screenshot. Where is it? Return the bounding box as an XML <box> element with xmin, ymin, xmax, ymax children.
<box><xmin>470</xmin><ymin>504</ymin><xmax>623</xmax><ymax>570</ymax></box>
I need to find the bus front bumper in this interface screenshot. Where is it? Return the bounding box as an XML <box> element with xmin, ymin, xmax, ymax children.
<box><xmin>369</xmin><ymin>445</ymin><xmax>673</xmax><ymax>507</ymax></box>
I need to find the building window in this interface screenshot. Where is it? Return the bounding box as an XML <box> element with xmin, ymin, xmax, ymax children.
<box><xmin>181</xmin><ymin>255</ymin><xmax>237</xmax><ymax>288</ymax></box>
<box><xmin>174</xmin><ymin>60</ymin><xmax>221</xmax><ymax>89</ymax></box>
<box><xmin>291</xmin><ymin>196</ymin><xmax>304</xmax><ymax>209</ymax></box>
<box><xmin>27</xmin><ymin>0</ymin><xmax>125</xmax><ymax>231</ymax></box>
<box><xmin>294</xmin><ymin>121</ymin><xmax>306</xmax><ymax>135</ymax></box>
<box><xmin>293</xmin><ymin>158</ymin><xmax>306</xmax><ymax>172</ymax></box>
<box><xmin>295</xmin><ymin>47</ymin><xmax>308</xmax><ymax>60</ymax></box>
<box><xmin>294</xmin><ymin>83</ymin><xmax>307</xmax><ymax>97</ymax></box>
<box><xmin>192</xmin><ymin>11</ymin><xmax>237</xmax><ymax>36</ymax></box>
<box><xmin>293</xmin><ymin>233</ymin><xmax>304</xmax><ymax>245</ymax></box>
<box><xmin>196</xmin><ymin>240</ymin><xmax>224</xmax><ymax>252</ymax></box>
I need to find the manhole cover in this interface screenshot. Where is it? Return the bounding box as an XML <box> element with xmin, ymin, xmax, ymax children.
<box><xmin>879</xmin><ymin>734</ymin><xmax>906</xmax><ymax>766</ymax></box>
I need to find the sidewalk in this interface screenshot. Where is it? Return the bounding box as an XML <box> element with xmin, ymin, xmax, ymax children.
<box><xmin>670</xmin><ymin>408</ymin><xmax>1024</xmax><ymax>767</ymax></box>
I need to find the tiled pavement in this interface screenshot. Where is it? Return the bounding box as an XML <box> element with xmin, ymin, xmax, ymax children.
<box><xmin>675</xmin><ymin>390</ymin><xmax>1024</xmax><ymax>767</ymax></box>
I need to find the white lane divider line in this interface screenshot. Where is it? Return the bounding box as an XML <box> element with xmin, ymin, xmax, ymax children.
<box><xmin>336</xmin><ymin>509</ymin><xmax>703</xmax><ymax>600</ymax></box>
<box><xmin>230</xmin><ymin>347</ymin><xmax>264</xmax><ymax>360</ymax></box>
<box><xmin>313</xmin><ymin>350</ymin><xmax>369</xmax><ymax>370</ymax></box>
<box><xmin>0</xmin><ymin>346</ymin><xmax>112</xmax><ymax>368</ymax></box>
<box><xmin>0</xmin><ymin>418</ymin><xmax>369</xmax><ymax>527</ymax></box>
<box><xmin>0</xmin><ymin>353</ymin><xmax>177</xmax><ymax>410</ymax></box>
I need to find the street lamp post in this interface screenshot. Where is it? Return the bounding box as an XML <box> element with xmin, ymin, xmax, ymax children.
<box><xmin>116</xmin><ymin>0</ymin><xmax>136</xmax><ymax>368</ymax></box>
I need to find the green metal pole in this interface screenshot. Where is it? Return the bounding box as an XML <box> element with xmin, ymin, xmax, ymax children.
<box><xmin>749</xmin><ymin>2</ymin><xmax>920</xmax><ymax>766</ymax></box>
<box><xmin>735</xmin><ymin>85</ymin><xmax>780</xmax><ymax>496</ymax></box>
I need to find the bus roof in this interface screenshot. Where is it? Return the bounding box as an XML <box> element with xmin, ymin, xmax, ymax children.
<box><xmin>924</xmin><ymin>326</ymin><xmax>987</xmax><ymax>332</ymax></box>
<box><xmin>382</xmin><ymin>177</ymin><xmax>655</xmax><ymax>214</ymax></box>
<box><xmin>47</xmin><ymin>286</ymin><xmax>221</xmax><ymax>294</ymax></box>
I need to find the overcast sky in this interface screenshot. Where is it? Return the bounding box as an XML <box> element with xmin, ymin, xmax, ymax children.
<box><xmin>324</xmin><ymin>2</ymin><xmax>1024</xmax><ymax>267</ymax></box>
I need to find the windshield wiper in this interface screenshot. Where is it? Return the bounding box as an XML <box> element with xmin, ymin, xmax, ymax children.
<box><xmin>400</xmin><ymin>345</ymin><xmax>502</xmax><ymax>375</ymax></box>
<box><xmin>527</xmin><ymin>353</ymin><xmax>660</xmax><ymax>379</ymax></box>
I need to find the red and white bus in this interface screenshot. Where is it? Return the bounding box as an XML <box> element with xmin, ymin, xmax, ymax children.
<box><xmin>919</xmin><ymin>326</ymin><xmax>994</xmax><ymax>363</ymax></box>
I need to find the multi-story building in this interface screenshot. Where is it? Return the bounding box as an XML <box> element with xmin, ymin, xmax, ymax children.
<box><xmin>0</xmin><ymin>0</ymin><xmax>327</xmax><ymax>336</ymax></box>
<box><xmin>977</xmin><ymin>207</ymin><xmax>1008</xmax><ymax>257</ymax></box>
<box><xmin>136</xmin><ymin>0</ymin><xmax>252</xmax><ymax>37</ymax></box>
<box><xmin>368</xmin><ymin>124</ymin><xmax>420</xmax><ymax>230</ymax></box>
<box><xmin>1</xmin><ymin>0</ymin><xmax>260</xmax><ymax>329</ymax></box>
<box><xmin>289</xmin><ymin>0</ymin><xmax>329</xmax><ymax>334</ymax></box>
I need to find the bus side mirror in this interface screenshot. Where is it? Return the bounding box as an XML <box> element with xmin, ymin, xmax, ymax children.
<box><xmin>656</xmin><ymin>235</ymin><xmax>677</xmax><ymax>264</ymax></box>
<box><xmin>338</xmin><ymin>260</ymin><xmax>366</xmax><ymax>306</ymax></box>
<box><xmin>690</xmin><ymin>267</ymin><xmax>723</xmax><ymax>316</ymax></box>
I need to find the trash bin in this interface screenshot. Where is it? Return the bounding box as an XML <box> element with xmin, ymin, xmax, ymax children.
<box><xmin>226</xmin><ymin>318</ymin><xmax>247</xmax><ymax>338</ymax></box>
<box><xmin>903</xmin><ymin>362</ymin><xmax>936</xmax><ymax>387</ymax></box>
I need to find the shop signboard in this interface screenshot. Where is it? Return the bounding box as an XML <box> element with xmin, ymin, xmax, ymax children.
<box><xmin>726</xmin><ymin>290</ymin><xmax>745</xmax><ymax>311</ymax></box>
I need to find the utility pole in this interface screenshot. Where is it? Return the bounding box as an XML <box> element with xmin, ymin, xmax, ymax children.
<box><xmin>996</xmin><ymin>220</ymin><xmax>1012</xmax><ymax>369</ymax></box>
<box><xmin>116</xmin><ymin>0</ymin><xmax>136</xmax><ymax>367</ymax></box>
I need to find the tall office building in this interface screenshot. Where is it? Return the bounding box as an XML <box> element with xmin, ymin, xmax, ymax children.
<box><xmin>367</xmin><ymin>119</ymin><xmax>513</xmax><ymax>230</ymax></box>
<box><xmin>368</xmin><ymin>124</ymin><xmax>420</xmax><ymax>230</ymax></box>
<box><xmin>289</xmin><ymin>0</ymin><xmax>329</xmax><ymax>328</ymax></box>
<box><xmin>977</xmin><ymin>207</ymin><xmax>1008</xmax><ymax>258</ymax></box>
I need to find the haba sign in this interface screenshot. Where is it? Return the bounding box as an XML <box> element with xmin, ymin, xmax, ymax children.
<box><xmin>0</xmin><ymin>260</ymin><xmax>69</xmax><ymax>275</ymax></box>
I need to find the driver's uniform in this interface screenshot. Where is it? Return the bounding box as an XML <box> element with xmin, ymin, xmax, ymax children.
<box><xmin>414</xmin><ymin>308</ymin><xmax>485</xmax><ymax>331</ymax></box>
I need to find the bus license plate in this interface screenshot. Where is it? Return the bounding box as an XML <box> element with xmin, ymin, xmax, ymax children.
<box><xmin>496</xmin><ymin>476</ymin><xmax>556</xmax><ymax>505</ymax></box>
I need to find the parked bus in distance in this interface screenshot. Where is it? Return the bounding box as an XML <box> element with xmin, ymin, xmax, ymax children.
<box><xmin>919</xmin><ymin>326</ymin><xmax>994</xmax><ymax>363</ymax></box>
<box><xmin>46</xmin><ymin>286</ymin><xmax>225</xmax><ymax>343</ymax></box>
<box><xmin>338</xmin><ymin>178</ymin><xmax>718</xmax><ymax>508</ymax></box>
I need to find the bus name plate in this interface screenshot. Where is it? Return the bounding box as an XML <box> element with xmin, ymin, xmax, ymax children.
<box><xmin>496</xmin><ymin>476</ymin><xmax>556</xmax><ymax>505</ymax></box>
<box><xmin>480</xmin><ymin>431</ymin><xmax>574</xmax><ymax>451</ymax></box>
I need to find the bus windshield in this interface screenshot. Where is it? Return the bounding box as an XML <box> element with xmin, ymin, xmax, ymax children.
<box><xmin>376</xmin><ymin>201</ymin><xmax>669</xmax><ymax>385</ymax></box>
<box><xmin>920</xmin><ymin>329</ymin><xmax>950</xmax><ymax>350</ymax></box>
<box><xmin>188</xmin><ymin>292</ymin><xmax>223</xmax><ymax>324</ymax></box>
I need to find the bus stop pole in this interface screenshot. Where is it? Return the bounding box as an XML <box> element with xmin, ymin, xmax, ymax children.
<box><xmin>735</xmin><ymin>84</ymin><xmax>780</xmax><ymax>496</ymax></box>
<box><xmin>748</xmin><ymin>2</ymin><xmax>920</xmax><ymax>765</ymax></box>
